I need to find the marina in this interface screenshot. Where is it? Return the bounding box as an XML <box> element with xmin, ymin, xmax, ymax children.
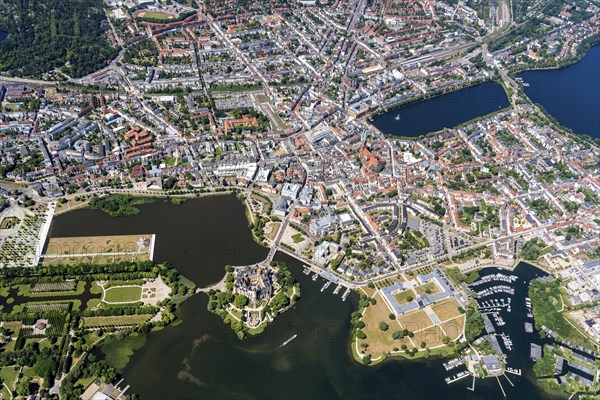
<box><xmin>443</xmin><ymin>358</ymin><xmax>465</xmax><ymax>371</ymax></box>
<box><xmin>445</xmin><ymin>371</ymin><xmax>470</xmax><ymax>384</ymax></box>
<box><xmin>301</xmin><ymin>264</ymin><xmax>354</xmax><ymax>300</ymax></box>
<box><xmin>473</xmin><ymin>285</ymin><xmax>515</xmax><ymax>297</ymax></box>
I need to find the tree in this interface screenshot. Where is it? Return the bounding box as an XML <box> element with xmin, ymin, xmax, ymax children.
<box><xmin>406</xmin><ymin>295</ymin><xmax>413</xmax><ymax>302</ymax></box>
<box><xmin>389</xmin><ymin>313</ymin><xmax>396</xmax><ymax>320</ymax></box>
<box><xmin>465</xmin><ymin>306</ymin><xmax>484</xmax><ymax>342</ymax></box>
<box><xmin>356</xmin><ymin>330</ymin><xmax>366</xmax><ymax>340</ymax></box>
<box><xmin>234</xmin><ymin>295</ymin><xmax>249</xmax><ymax>309</ymax></box>
<box><xmin>379</xmin><ymin>321</ymin><xmax>389</xmax><ymax>332</ymax></box>
<box><xmin>17</xmin><ymin>377</ymin><xmax>37</xmax><ymax>396</ymax></box>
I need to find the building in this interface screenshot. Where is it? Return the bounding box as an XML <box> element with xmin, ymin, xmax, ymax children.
<box><xmin>233</xmin><ymin>266</ymin><xmax>272</xmax><ymax>302</ymax></box>
<box><xmin>281</xmin><ymin>182</ymin><xmax>301</xmax><ymax>199</ymax></box>
<box><xmin>481</xmin><ymin>355</ymin><xmax>503</xmax><ymax>375</ymax></box>
<box><xmin>309</xmin><ymin>215</ymin><xmax>338</xmax><ymax>236</ymax></box>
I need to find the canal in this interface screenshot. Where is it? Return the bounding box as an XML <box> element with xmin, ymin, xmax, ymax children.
<box><xmin>370</xmin><ymin>80</ymin><xmax>509</xmax><ymax>138</ymax></box>
<box><xmin>48</xmin><ymin>196</ymin><xmax>563</xmax><ymax>399</ymax></box>
<box><xmin>517</xmin><ymin>44</ymin><xmax>600</xmax><ymax>137</ymax></box>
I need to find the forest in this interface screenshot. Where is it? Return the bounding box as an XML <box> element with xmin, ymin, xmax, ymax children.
<box><xmin>0</xmin><ymin>0</ymin><xmax>118</xmax><ymax>78</ymax></box>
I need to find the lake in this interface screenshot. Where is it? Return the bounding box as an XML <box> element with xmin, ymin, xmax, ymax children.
<box><xmin>48</xmin><ymin>196</ymin><xmax>563</xmax><ymax>399</ymax></box>
<box><xmin>517</xmin><ymin>44</ymin><xmax>600</xmax><ymax>137</ymax></box>
<box><xmin>370</xmin><ymin>80</ymin><xmax>510</xmax><ymax>138</ymax></box>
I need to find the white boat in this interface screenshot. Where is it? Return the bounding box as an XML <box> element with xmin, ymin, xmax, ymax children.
<box><xmin>395</xmin><ymin>114</ymin><xmax>400</xmax><ymax>120</ymax></box>
<box><xmin>282</xmin><ymin>334</ymin><xmax>298</xmax><ymax>346</ymax></box>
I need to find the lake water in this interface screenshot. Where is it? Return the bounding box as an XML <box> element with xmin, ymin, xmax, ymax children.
<box><xmin>517</xmin><ymin>45</ymin><xmax>600</xmax><ymax>137</ymax></box>
<box><xmin>48</xmin><ymin>196</ymin><xmax>563</xmax><ymax>399</ymax></box>
<box><xmin>370</xmin><ymin>81</ymin><xmax>510</xmax><ymax>138</ymax></box>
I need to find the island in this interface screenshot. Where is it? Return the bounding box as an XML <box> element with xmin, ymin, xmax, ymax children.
<box><xmin>206</xmin><ymin>261</ymin><xmax>300</xmax><ymax>339</ymax></box>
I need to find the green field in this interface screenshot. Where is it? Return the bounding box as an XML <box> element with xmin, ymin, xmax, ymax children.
<box><xmin>139</xmin><ymin>11</ymin><xmax>174</xmax><ymax>20</ymax></box>
<box><xmin>103</xmin><ymin>286</ymin><xmax>142</xmax><ymax>303</ymax></box>
<box><xmin>83</xmin><ymin>314</ymin><xmax>153</xmax><ymax>327</ymax></box>
<box><xmin>291</xmin><ymin>233</ymin><xmax>305</xmax><ymax>243</ymax></box>
<box><xmin>393</xmin><ymin>289</ymin><xmax>416</xmax><ymax>306</ymax></box>
<box><xmin>0</xmin><ymin>366</ymin><xmax>19</xmax><ymax>391</ymax></box>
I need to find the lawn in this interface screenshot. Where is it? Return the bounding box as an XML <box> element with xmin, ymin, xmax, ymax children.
<box><xmin>0</xmin><ymin>366</ymin><xmax>19</xmax><ymax>390</ymax></box>
<box><xmin>393</xmin><ymin>289</ymin><xmax>416</xmax><ymax>306</ymax></box>
<box><xmin>139</xmin><ymin>11</ymin><xmax>174</xmax><ymax>20</ymax></box>
<box><xmin>431</xmin><ymin>298</ymin><xmax>463</xmax><ymax>321</ymax></box>
<box><xmin>440</xmin><ymin>315</ymin><xmax>465</xmax><ymax>340</ymax></box>
<box><xmin>90</xmin><ymin>281</ymin><xmax>103</xmax><ymax>294</ymax></box>
<box><xmin>102</xmin><ymin>333</ymin><xmax>147</xmax><ymax>370</ymax></box>
<box><xmin>0</xmin><ymin>385</ymin><xmax>11</xmax><ymax>400</ymax></box>
<box><xmin>291</xmin><ymin>233</ymin><xmax>305</xmax><ymax>243</ymax></box>
<box><xmin>415</xmin><ymin>325</ymin><xmax>446</xmax><ymax>348</ymax></box>
<box><xmin>85</xmin><ymin>298</ymin><xmax>102</xmax><ymax>310</ymax></box>
<box><xmin>83</xmin><ymin>314</ymin><xmax>153</xmax><ymax>328</ymax></box>
<box><xmin>414</xmin><ymin>281</ymin><xmax>441</xmax><ymax>296</ymax></box>
<box><xmin>397</xmin><ymin>309</ymin><xmax>434</xmax><ymax>332</ymax></box>
<box><xmin>357</xmin><ymin>293</ymin><xmax>413</xmax><ymax>357</ymax></box>
<box><xmin>75</xmin><ymin>375</ymin><xmax>97</xmax><ymax>391</ymax></box>
<box><xmin>103</xmin><ymin>286</ymin><xmax>142</xmax><ymax>303</ymax></box>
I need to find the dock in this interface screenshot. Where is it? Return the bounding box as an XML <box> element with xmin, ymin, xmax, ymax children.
<box><xmin>445</xmin><ymin>371</ymin><xmax>470</xmax><ymax>384</ymax></box>
<box><xmin>333</xmin><ymin>284</ymin><xmax>342</xmax><ymax>294</ymax></box>
<box><xmin>496</xmin><ymin>376</ymin><xmax>506</xmax><ymax>397</ymax></box>
<box><xmin>443</xmin><ymin>358</ymin><xmax>464</xmax><ymax>371</ymax></box>
<box><xmin>467</xmin><ymin>376</ymin><xmax>476</xmax><ymax>391</ymax></box>
<box><xmin>321</xmin><ymin>281</ymin><xmax>331</xmax><ymax>292</ymax></box>
<box><xmin>342</xmin><ymin>288</ymin><xmax>351</xmax><ymax>301</ymax></box>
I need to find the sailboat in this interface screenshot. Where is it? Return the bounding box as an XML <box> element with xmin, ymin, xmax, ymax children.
<box><xmin>395</xmin><ymin>114</ymin><xmax>400</xmax><ymax>121</ymax></box>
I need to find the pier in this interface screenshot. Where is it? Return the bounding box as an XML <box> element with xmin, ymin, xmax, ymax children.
<box><xmin>443</xmin><ymin>358</ymin><xmax>465</xmax><ymax>371</ymax></box>
<box><xmin>445</xmin><ymin>371</ymin><xmax>470</xmax><ymax>384</ymax></box>
<box><xmin>299</xmin><ymin>262</ymin><xmax>356</xmax><ymax>300</ymax></box>
<box><xmin>342</xmin><ymin>288</ymin><xmax>351</xmax><ymax>301</ymax></box>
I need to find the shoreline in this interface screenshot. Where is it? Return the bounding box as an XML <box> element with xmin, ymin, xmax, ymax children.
<box><xmin>367</xmin><ymin>78</ymin><xmax>511</xmax><ymax>140</ymax></box>
<box><xmin>508</xmin><ymin>38</ymin><xmax>600</xmax><ymax>75</ymax></box>
<box><xmin>366</xmin><ymin>41</ymin><xmax>599</xmax><ymax>142</ymax></box>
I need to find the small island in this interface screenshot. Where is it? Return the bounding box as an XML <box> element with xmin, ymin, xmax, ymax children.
<box><xmin>206</xmin><ymin>261</ymin><xmax>300</xmax><ymax>339</ymax></box>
